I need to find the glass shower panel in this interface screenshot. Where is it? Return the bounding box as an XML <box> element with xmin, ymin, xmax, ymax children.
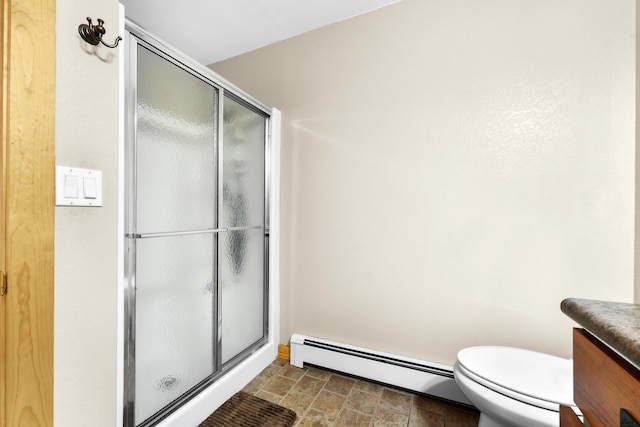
<box><xmin>219</xmin><ymin>228</ymin><xmax>265</xmax><ymax>363</ymax></box>
<box><xmin>220</xmin><ymin>96</ymin><xmax>266</xmax><ymax>363</ymax></box>
<box><xmin>133</xmin><ymin>45</ymin><xmax>218</xmax><ymax>425</ymax></box>
<box><xmin>136</xmin><ymin>46</ymin><xmax>217</xmax><ymax>234</ymax></box>
<box><xmin>221</xmin><ymin>96</ymin><xmax>265</xmax><ymax>228</ymax></box>
<box><xmin>134</xmin><ymin>235</ymin><xmax>215</xmax><ymax>425</ymax></box>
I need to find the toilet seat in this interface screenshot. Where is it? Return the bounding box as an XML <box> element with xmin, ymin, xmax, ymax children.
<box><xmin>456</xmin><ymin>346</ymin><xmax>574</xmax><ymax>411</ymax></box>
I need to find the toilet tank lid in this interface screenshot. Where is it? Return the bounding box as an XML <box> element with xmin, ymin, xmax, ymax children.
<box><xmin>457</xmin><ymin>346</ymin><xmax>574</xmax><ymax>406</ymax></box>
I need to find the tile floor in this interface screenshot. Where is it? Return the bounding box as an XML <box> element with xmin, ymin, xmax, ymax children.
<box><xmin>242</xmin><ymin>358</ymin><xmax>480</xmax><ymax>427</ymax></box>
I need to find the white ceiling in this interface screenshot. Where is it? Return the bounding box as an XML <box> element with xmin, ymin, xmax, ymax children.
<box><xmin>120</xmin><ymin>0</ymin><xmax>403</xmax><ymax>65</ymax></box>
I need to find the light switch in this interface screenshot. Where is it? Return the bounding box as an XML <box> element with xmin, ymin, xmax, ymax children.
<box><xmin>56</xmin><ymin>166</ymin><xmax>103</xmax><ymax>206</ymax></box>
<box><xmin>84</xmin><ymin>176</ymin><xmax>97</xmax><ymax>199</ymax></box>
<box><xmin>63</xmin><ymin>174</ymin><xmax>80</xmax><ymax>198</ymax></box>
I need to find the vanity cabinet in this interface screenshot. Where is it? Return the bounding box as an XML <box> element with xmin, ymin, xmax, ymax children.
<box><xmin>559</xmin><ymin>406</ymin><xmax>584</xmax><ymax>427</ymax></box>
<box><xmin>560</xmin><ymin>328</ymin><xmax>640</xmax><ymax>427</ymax></box>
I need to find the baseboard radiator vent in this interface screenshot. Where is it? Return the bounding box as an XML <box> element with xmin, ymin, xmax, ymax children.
<box><xmin>290</xmin><ymin>334</ymin><xmax>472</xmax><ymax>406</ymax></box>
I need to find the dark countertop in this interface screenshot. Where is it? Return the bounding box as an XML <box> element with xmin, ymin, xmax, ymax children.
<box><xmin>561</xmin><ymin>298</ymin><xmax>640</xmax><ymax>370</ymax></box>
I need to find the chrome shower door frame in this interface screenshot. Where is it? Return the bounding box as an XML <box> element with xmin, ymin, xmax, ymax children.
<box><xmin>123</xmin><ymin>20</ymin><xmax>273</xmax><ymax>427</ymax></box>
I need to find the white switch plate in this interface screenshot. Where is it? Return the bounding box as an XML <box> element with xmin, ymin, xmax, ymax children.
<box><xmin>55</xmin><ymin>166</ymin><xmax>103</xmax><ymax>207</ymax></box>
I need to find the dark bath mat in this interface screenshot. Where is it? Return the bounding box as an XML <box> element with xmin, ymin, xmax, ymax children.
<box><xmin>199</xmin><ymin>391</ymin><xmax>297</xmax><ymax>427</ymax></box>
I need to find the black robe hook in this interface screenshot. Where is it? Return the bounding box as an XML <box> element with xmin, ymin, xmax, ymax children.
<box><xmin>78</xmin><ymin>17</ymin><xmax>122</xmax><ymax>49</ymax></box>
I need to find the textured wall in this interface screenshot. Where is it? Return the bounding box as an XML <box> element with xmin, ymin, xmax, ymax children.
<box><xmin>54</xmin><ymin>1</ymin><xmax>120</xmax><ymax>425</ymax></box>
<box><xmin>212</xmin><ymin>0</ymin><xmax>636</xmax><ymax>364</ymax></box>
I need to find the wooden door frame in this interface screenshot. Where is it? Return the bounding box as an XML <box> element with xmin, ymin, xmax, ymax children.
<box><xmin>1</xmin><ymin>0</ymin><xmax>6</xmax><ymax>421</ymax></box>
<box><xmin>2</xmin><ymin>0</ymin><xmax>55</xmax><ymax>426</ymax></box>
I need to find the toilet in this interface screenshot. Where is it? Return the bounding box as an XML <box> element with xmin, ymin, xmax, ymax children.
<box><xmin>453</xmin><ymin>346</ymin><xmax>577</xmax><ymax>427</ymax></box>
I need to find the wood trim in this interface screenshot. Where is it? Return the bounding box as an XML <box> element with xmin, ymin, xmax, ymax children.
<box><xmin>1</xmin><ymin>0</ymin><xmax>7</xmax><ymax>422</ymax></box>
<box><xmin>2</xmin><ymin>0</ymin><xmax>55</xmax><ymax>426</ymax></box>
<box><xmin>278</xmin><ymin>344</ymin><xmax>290</xmax><ymax>361</ymax></box>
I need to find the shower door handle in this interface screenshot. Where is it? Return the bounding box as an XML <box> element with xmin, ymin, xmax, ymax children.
<box><xmin>126</xmin><ymin>228</ymin><xmax>229</xmax><ymax>239</ymax></box>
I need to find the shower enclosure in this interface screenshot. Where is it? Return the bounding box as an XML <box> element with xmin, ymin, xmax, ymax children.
<box><xmin>123</xmin><ymin>21</ymin><xmax>278</xmax><ymax>427</ymax></box>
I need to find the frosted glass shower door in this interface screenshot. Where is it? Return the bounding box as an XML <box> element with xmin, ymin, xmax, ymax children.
<box><xmin>133</xmin><ymin>45</ymin><xmax>218</xmax><ymax>425</ymax></box>
<box><xmin>219</xmin><ymin>96</ymin><xmax>267</xmax><ymax>364</ymax></box>
<box><xmin>125</xmin><ymin>28</ymin><xmax>272</xmax><ymax>427</ymax></box>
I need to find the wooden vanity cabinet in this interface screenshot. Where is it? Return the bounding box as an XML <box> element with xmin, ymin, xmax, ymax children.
<box><xmin>560</xmin><ymin>328</ymin><xmax>640</xmax><ymax>426</ymax></box>
<box><xmin>559</xmin><ymin>405</ymin><xmax>584</xmax><ymax>427</ymax></box>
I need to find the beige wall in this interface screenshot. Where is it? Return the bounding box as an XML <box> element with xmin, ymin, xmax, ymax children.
<box><xmin>212</xmin><ymin>0</ymin><xmax>636</xmax><ymax>364</ymax></box>
<box><xmin>49</xmin><ymin>0</ymin><xmax>637</xmax><ymax>424</ymax></box>
<box><xmin>55</xmin><ymin>0</ymin><xmax>120</xmax><ymax>425</ymax></box>
<box><xmin>636</xmin><ymin>0</ymin><xmax>640</xmax><ymax>305</ymax></box>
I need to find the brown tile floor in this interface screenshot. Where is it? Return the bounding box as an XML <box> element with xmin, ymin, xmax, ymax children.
<box><xmin>242</xmin><ymin>358</ymin><xmax>480</xmax><ymax>427</ymax></box>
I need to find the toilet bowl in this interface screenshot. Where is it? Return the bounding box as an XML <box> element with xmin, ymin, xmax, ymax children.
<box><xmin>454</xmin><ymin>346</ymin><xmax>577</xmax><ymax>427</ymax></box>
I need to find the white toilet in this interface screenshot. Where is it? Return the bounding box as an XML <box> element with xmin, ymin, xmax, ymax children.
<box><xmin>454</xmin><ymin>346</ymin><xmax>577</xmax><ymax>427</ymax></box>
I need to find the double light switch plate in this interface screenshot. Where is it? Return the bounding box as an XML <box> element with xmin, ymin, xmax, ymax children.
<box><xmin>55</xmin><ymin>166</ymin><xmax>103</xmax><ymax>207</ymax></box>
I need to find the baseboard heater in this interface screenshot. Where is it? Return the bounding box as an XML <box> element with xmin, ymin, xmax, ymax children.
<box><xmin>290</xmin><ymin>334</ymin><xmax>472</xmax><ymax>406</ymax></box>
